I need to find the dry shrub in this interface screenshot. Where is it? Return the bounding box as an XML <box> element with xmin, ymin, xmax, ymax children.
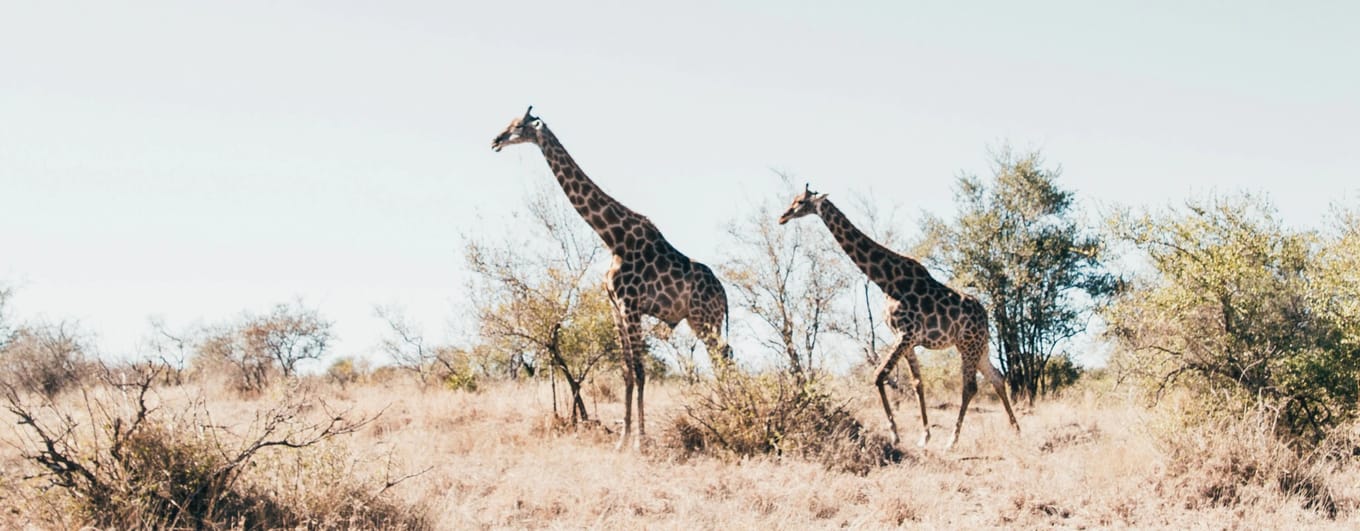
<box><xmin>1039</xmin><ymin>421</ymin><xmax>1102</xmax><ymax>453</ymax></box>
<box><xmin>664</xmin><ymin>371</ymin><xmax>900</xmax><ymax>474</ymax></box>
<box><xmin>2</xmin><ymin>364</ymin><xmax>430</xmax><ymax>529</ymax></box>
<box><xmin>0</xmin><ymin>323</ymin><xmax>92</xmax><ymax>398</ymax></box>
<box><xmin>249</xmin><ymin>441</ymin><xmax>434</xmax><ymax>530</ymax></box>
<box><xmin>1154</xmin><ymin>399</ymin><xmax>1341</xmax><ymax>518</ymax></box>
<box><xmin>588</xmin><ymin>374</ymin><xmax>618</xmax><ymax>403</ymax></box>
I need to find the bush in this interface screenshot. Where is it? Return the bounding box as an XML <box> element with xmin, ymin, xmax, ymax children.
<box><xmin>1153</xmin><ymin>397</ymin><xmax>1340</xmax><ymax>518</ymax></box>
<box><xmin>666</xmin><ymin>371</ymin><xmax>899</xmax><ymax>474</ymax></box>
<box><xmin>1</xmin><ymin>363</ymin><xmax>429</xmax><ymax>529</ymax></box>
<box><xmin>0</xmin><ymin>322</ymin><xmax>91</xmax><ymax>398</ymax></box>
<box><xmin>328</xmin><ymin>357</ymin><xmax>369</xmax><ymax>387</ymax></box>
<box><xmin>1108</xmin><ymin>194</ymin><xmax>1360</xmax><ymax>443</ymax></box>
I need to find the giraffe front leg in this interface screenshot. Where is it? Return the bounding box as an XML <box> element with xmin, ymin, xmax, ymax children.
<box><xmin>874</xmin><ymin>339</ymin><xmax>911</xmax><ymax>446</ymax></box>
<box><xmin>617</xmin><ymin>348</ymin><xmax>635</xmax><ymax>451</ymax></box>
<box><xmin>901</xmin><ymin>345</ymin><xmax>931</xmax><ymax>448</ymax></box>
<box><xmin>608</xmin><ymin>296</ymin><xmax>635</xmax><ymax>451</ymax></box>
<box><xmin>621</xmin><ymin>311</ymin><xmax>647</xmax><ymax>450</ymax></box>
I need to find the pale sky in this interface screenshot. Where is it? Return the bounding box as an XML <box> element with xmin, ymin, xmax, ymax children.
<box><xmin>3</xmin><ymin>2</ymin><xmax>1357</xmax><ymax>367</ymax></box>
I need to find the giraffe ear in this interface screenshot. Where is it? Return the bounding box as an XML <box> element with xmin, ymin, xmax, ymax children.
<box><xmin>530</xmin><ymin>118</ymin><xmax>545</xmax><ymax>130</ymax></box>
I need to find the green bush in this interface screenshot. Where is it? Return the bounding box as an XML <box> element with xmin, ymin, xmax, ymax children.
<box><xmin>1108</xmin><ymin>194</ymin><xmax>1360</xmax><ymax>443</ymax></box>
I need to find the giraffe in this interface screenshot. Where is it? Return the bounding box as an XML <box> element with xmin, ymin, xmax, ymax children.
<box><xmin>492</xmin><ymin>106</ymin><xmax>731</xmax><ymax>449</ymax></box>
<box><xmin>778</xmin><ymin>184</ymin><xmax>1019</xmax><ymax>449</ymax></box>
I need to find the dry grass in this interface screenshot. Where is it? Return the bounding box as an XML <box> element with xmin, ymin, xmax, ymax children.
<box><xmin>2</xmin><ymin>374</ymin><xmax>1356</xmax><ymax>529</ymax></box>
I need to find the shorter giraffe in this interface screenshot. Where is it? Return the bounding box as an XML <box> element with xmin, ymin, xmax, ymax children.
<box><xmin>778</xmin><ymin>185</ymin><xmax>1019</xmax><ymax>449</ymax></box>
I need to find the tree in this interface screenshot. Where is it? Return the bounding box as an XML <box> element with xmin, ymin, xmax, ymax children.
<box><xmin>240</xmin><ymin>302</ymin><xmax>331</xmax><ymax>378</ymax></box>
<box><xmin>1106</xmin><ymin>193</ymin><xmax>1360</xmax><ymax>442</ymax></box>
<box><xmin>720</xmin><ymin>180</ymin><xmax>855</xmax><ymax>380</ymax></box>
<box><xmin>919</xmin><ymin>148</ymin><xmax>1115</xmax><ymax>402</ymax></box>
<box><xmin>466</xmin><ymin>188</ymin><xmax>619</xmax><ymax>423</ymax></box>
<box><xmin>193</xmin><ymin>302</ymin><xmax>332</xmax><ymax>392</ymax></box>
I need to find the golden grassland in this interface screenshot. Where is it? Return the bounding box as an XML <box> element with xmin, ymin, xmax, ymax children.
<box><xmin>2</xmin><ymin>372</ymin><xmax>1357</xmax><ymax>529</ymax></box>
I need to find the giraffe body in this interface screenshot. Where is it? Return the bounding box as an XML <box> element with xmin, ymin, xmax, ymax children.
<box><xmin>778</xmin><ymin>186</ymin><xmax>1019</xmax><ymax>449</ymax></box>
<box><xmin>493</xmin><ymin>107</ymin><xmax>730</xmax><ymax>449</ymax></box>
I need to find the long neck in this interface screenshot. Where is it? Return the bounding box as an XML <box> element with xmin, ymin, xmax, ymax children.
<box><xmin>815</xmin><ymin>199</ymin><xmax>921</xmax><ymax>288</ymax></box>
<box><xmin>534</xmin><ymin>127</ymin><xmax>642</xmax><ymax>254</ymax></box>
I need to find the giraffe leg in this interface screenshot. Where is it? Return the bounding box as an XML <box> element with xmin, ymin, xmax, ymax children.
<box><xmin>629</xmin><ymin>321</ymin><xmax>647</xmax><ymax>450</ymax></box>
<box><xmin>874</xmin><ymin>339</ymin><xmax>911</xmax><ymax>446</ymax></box>
<box><xmin>608</xmin><ymin>297</ymin><xmax>636</xmax><ymax>451</ymax></box>
<box><xmin>900</xmin><ymin>345</ymin><xmax>931</xmax><ymax>447</ymax></box>
<box><xmin>981</xmin><ymin>357</ymin><xmax>1021</xmax><ymax>433</ymax></box>
<box><xmin>949</xmin><ymin>365</ymin><xmax>979</xmax><ymax>451</ymax></box>
<box><xmin>949</xmin><ymin>341</ymin><xmax>997</xmax><ymax>450</ymax></box>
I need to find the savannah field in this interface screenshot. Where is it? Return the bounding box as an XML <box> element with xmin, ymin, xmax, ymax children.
<box><xmin>3</xmin><ymin>368</ymin><xmax>1356</xmax><ymax>530</ymax></box>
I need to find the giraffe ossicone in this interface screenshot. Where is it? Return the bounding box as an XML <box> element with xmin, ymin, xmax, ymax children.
<box><xmin>492</xmin><ymin>107</ymin><xmax>733</xmax><ymax>450</ymax></box>
<box><xmin>778</xmin><ymin>185</ymin><xmax>1020</xmax><ymax>450</ymax></box>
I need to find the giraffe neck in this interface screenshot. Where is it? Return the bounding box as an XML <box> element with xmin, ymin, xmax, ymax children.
<box><xmin>534</xmin><ymin>127</ymin><xmax>643</xmax><ymax>254</ymax></box>
<box><xmin>815</xmin><ymin>199</ymin><xmax>922</xmax><ymax>289</ymax></box>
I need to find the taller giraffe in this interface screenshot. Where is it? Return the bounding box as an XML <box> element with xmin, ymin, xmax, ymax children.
<box><xmin>492</xmin><ymin>107</ymin><xmax>731</xmax><ymax>449</ymax></box>
<box><xmin>778</xmin><ymin>185</ymin><xmax>1019</xmax><ymax>449</ymax></box>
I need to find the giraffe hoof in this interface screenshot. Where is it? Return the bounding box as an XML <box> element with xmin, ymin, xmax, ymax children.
<box><xmin>917</xmin><ymin>432</ymin><xmax>930</xmax><ymax>448</ymax></box>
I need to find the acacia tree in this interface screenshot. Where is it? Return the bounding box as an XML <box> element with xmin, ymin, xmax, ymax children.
<box><xmin>919</xmin><ymin>149</ymin><xmax>1115</xmax><ymax>402</ymax></box>
<box><xmin>1106</xmin><ymin>194</ymin><xmax>1359</xmax><ymax>442</ymax></box>
<box><xmin>241</xmin><ymin>303</ymin><xmax>331</xmax><ymax>378</ymax></box>
<box><xmin>193</xmin><ymin>302</ymin><xmax>332</xmax><ymax>392</ymax></box>
<box><xmin>721</xmin><ymin>182</ymin><xmax>854</xmax><ymax>380</ymax></box>
<box><xmin>466</xmin><ymin>188</ymin><xmax>619</xmax><ymax>423</ymax></box>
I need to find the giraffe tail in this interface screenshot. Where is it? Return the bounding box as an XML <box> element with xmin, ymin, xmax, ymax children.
<box><xmin>723</xmin><ymin>294</ymin><xmax>732</xmax><ymax>360</ymax></box>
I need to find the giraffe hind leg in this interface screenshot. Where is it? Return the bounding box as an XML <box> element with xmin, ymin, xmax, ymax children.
<box><xmin>981</xmin><ymin>357</ymin><xmax>1020</xmax><ymax>433</ymax></box>
<box><xmin>949</xmin><ymin>368</ymin><xmax>979</xmax><ymax>450</ymax></box>
<box><xmin>948</xmin><ymin>342</ymin><xmax>989</xmax><ymax>450</ymax></box>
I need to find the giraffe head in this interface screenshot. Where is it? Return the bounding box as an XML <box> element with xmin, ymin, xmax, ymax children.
<box><xmin>777</xmin><ymin>183</ymin><xmax>826</xmax><ymax>225</ymax></box>
<box><xmin>491</xmin><ymin>106</ymin><xmax>545</xmax><ymax>152</ymax></box>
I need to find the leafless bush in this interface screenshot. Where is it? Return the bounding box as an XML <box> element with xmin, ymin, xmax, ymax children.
<box><xmin>0</xmin><ymin>321</ymin><xmax>91</xmax><ymax>398</ymax></box>
<box><xmin>374</xmin><ymin>305</ymin><xmax>480</xmax><ymax>391</ymax></box>
<box><xmin>1</xmin><ymin>362</ymin><xmax>427</xmax><ymax>529</ymax></box>
<box><xmin>143</xmin><ymin>318</ymin><xmax>194</xmax><ymax>385</ymax></box>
